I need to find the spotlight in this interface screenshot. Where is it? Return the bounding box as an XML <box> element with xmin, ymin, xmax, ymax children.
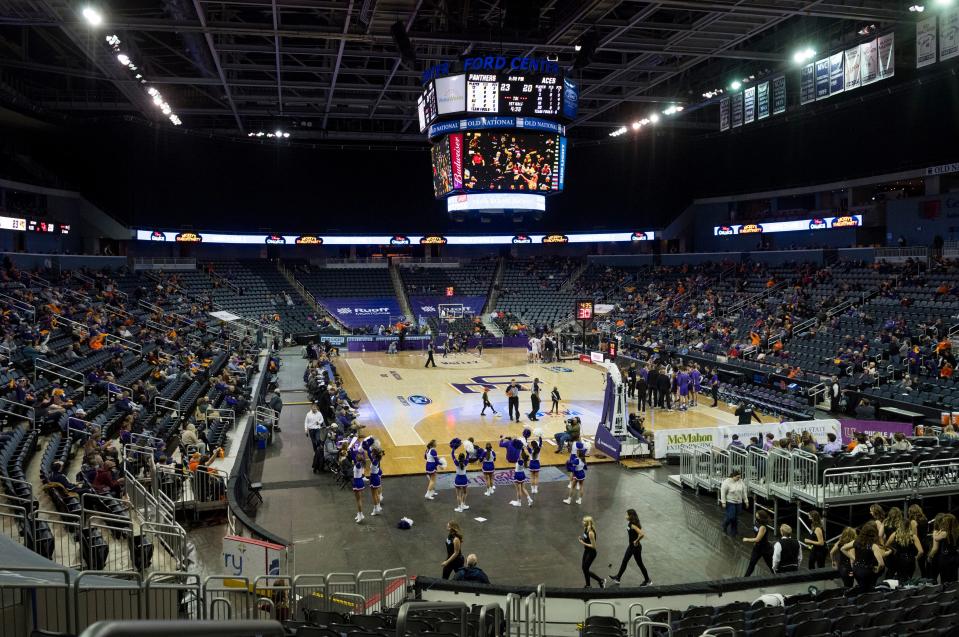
<box><xmin>574</xmin><ymin>44</ymin><xmax>582</xmax><ymax>52</ymax></box>
<box><xmin>649</xmin><ymin>113</ymin><xmax>660</xmax><ymax>123</ymax></box>
<box><xmin>147</xmin><ymin>87</ymin><xmax>158</xmax><ymax>96</ymax></box>
<box><xmin>274</xmin><ymin>129</ymin><xmax>283</xmax><ymax>137</ymax></box>
<box><xmin>283</xmin><ymin>132</ymin><xmax>290</xmax><ymax>138</ymax></box>
<box><xmin>82</xmin><ymin>6</ymin><xmax>103</xmax><ymax>26</ymax></box>
<box><xmin>935</xmin><ymin>0</ymin><xmax>952</xmax><ymax>6</ymax></box>
<box><xmin>909</xmin><ymin>4</ymin><xmax>924</xmax><ymax>11</ymax></box>
<box><xmin>729</xmin><ymin>80</ymin><xmax>742</xmax><ymax>90</ymax></box>
<box><xmin>792</xmin><ymin>47</ymin><xmax>816</xmax><ymax>64</ymax></box>
<box><xmin>117</xmin><ymin>53</ymin><xmax>130</xmax><ymax>66</ymax></box>
<box><xmin>631</xmin><ymin>121</ymin><xmax>641</xmax><ymax>130</ymax></box>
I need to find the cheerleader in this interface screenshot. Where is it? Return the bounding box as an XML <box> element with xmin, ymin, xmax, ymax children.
<box><xmin>480</xmin><ymin>442</ymin><xmax>496</xmax><ymax>496</ymax></box>
<box><xmin>564</xmin><ymin>444</ymin><xmax>588</xmax><ymax>505</ymax></box>
<box><xmin>368</xmin><ymin>447</ymin><xmax>384</xmax><ymax>515</ymax></box>
<box><xmin>528</xmin><ymin>435</ymin><xmax>543</xmax><ymax>494</ymax></box>
<box><xmin>424</xmin><ymin>439</ymin><xmax>439</xmax><ymax>500</ymax></box>
<box><xmin>351</xmin><ymin>449</ymin><xmax>367</xmax><ymax>523</ymax></box>
<box><xmin>510</xmin><ymin>450</ymin><xmax>533</xmax><ymax>507</ymax></box>
<box><xmin>453</xmin><ymin>452</ymin><xmax>470</xmax><ymax>512</ymax></box>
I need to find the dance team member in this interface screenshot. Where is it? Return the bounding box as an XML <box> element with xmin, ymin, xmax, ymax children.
<box><xmin>441</xmin><ymin>521</ymin><xmax>465</xmax><ymax>579</ymax></box>
<box><xmin>805</xmin><ymin>510</ymin><xmax>827</xmax><ymax>569</ymax></box>
<box><xmin>424</xmin><ymin>439</ymin><xmax>439</xmax><ymax>500</ymax></box>
<box><xmin>351</xmin><ymin>448</ymin><xmax>367</xmax><ymax>524</ymax></box>
<box><xmin>743</xmin><ymin>509</ymin><xmax>773</xmax><ymax>576</ymax></box>
<box><xmin>527</xmin><ymin>432</ymin><xmax>543</xmax><ymax>494</ymax></box>
<box><xmin>579</xmin><ymin>516</ymin><xmax>604</xmax><ymax>588</ymax></box>
<box><xmin>831</xmin><ymin>527</ymin><xmax>857</xmax><ymax>588</ymax></box>
<box><xmin>609</xmin><ymin>509</ymin><xmax>651</xmax><ymax>586</ymax></box>
<box><xmin>452</xmin><ymin>450</ymin><xmax>470</xmax><ymax>512</ymax></box>
<box><xmin>564</xmin><ymin>442</ymin><xmax>588</xmax><ymax>505</ymax></box>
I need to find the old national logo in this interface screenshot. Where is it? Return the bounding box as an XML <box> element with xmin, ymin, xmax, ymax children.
<box><xmin>738</xmin><ymin>224</ymin><xmax>763</xmax><ymax>234</ymax></box>
<box><xmin>808</xmin><ymin>218</ymin><xmax>827</xmax><ymax>230</ymax></box>
<box><xmin>715</xmin><ymin>225</ymin><xmax>734</xmax><ymax>236</ymax></box>
<box><xmin>295</xmin><ymin>235</ymin><xmax>323</xmax><ymax>245</ymax></box>
<box><xmin>512</xmin><ymin>234</ymin><xmax>532</xmax><ymax>244</ymax></box>
<box><xmin>831</xmin><ymin>215</ymin><xmax>859</xmax><ymax>228</ymax></box>
<box><xmin>542</xmin><ymin>234</ymin><xmax>569</xmax><ymax>244</ymax></box>
<box><xmin>390</xmin><ymin>235</ymin><xmax>411</xmax><ymax>246</ymax></box>
<box><xmin>150</xmin><ymin>231</ymin><xmax>166</xmax><ymax>241</ymax></box>
<box><xmin>630</xmin><ymin>231</ymin><xmax>648</xmax><ymax>241</ymax></box>
<box><xmin>175</xmin><ymin>232</ymin><xmax>202</xmax><ymax>243</ymax></box>
<box><xmin>420</xmin><ymin>235</ymin><xmax>448</xmax><ymax>245</ymax></box>
<box><xmin>265</xmin><ymin>234</ymin><xmax>286</xmax><ymax>244</ymax></box>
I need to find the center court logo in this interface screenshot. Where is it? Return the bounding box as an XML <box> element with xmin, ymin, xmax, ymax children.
<box><xmin>542</xmin><ymin>366</ymin><xmax>572</xmax><ymax>373</ymax></box>
<box><xmin>408</xmin><ymin>395</ymin><xmax>432</xmax><ymax>405</ymax></box>
<box><xmin>451</xmin><ymin>374</ymin><xmax>531</xmax><ymax>394</ymax></box>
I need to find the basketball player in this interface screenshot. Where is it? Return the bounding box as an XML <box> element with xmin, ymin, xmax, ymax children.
<box><xmin>480</xmin><ymin>386</ymin><xmax>498</xmax><ymax>416</ymax></box>
<box><xmin>527</xmin><ymin>377</ymin><xmax>541</xmax><ymax>421</ymax></box>
<box><xmin>369</xmin><ymin>447</ymin><xmax>384</xmax><ymax>516</ymax></box>
<box><xmin>424</xmin><ymin>440</ymin><xmax>439</xmax><ymax>499</ymax></box>
<box><xmin>690</xmin><ymin>365</ymin><xmax>702</xmax><ymax>407</ymax></box>
<box><xmin>425</xmin><ymin>340</ymin><xmax>437</xmax><ymax>368</ymax></box>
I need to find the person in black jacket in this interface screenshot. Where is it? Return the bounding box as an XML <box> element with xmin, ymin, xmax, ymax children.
<box><xmin>735</xmin><ymin>403</ymin><xmax>762</xmax><ymax>425</ymax></box>
<box><xmin>656</xmin><ymin>370</ymin><xmax>672</xmax><ymax>411</ymax></box>
<box><xmin>627</xmin><ymin>365</ymin><xmax>637</xmax><ymax>398</ymax></box>
<box><xmin>453</xmin><ymin>554</ymin><xmax>490</xmax><ymax>584</ymax></box>
<box><xmin>635</xmin><ymin>370</ymin><xmax>647</xmax><ymax>412</ymax></box>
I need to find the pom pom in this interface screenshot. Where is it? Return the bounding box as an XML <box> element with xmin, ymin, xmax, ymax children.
<box><xmin>511</xmin><ymin>439</ymin><xmax>524</xmax><ymax>450</ymax></box>
<box><xmin>522</xmin><ymin>428</ymin><xmax>532</xmax><ymax>439</ymax></box>
<box><xmin>463</xmin><ymin>440</ymin><xmax>475</xmax><ymax>456</ymax></box>
<box><xmin>439</xmin><ymin>456</ymin><xmax>448</xmax><ymax>468</ymax></box>
<box><xmin>532</xmin><ymin>428</ymin><xmax>544</xmax><ymax>438</ymax></box>
<box><xmin>450</xmin><ymin>437</ymin><xmax>462</xmax><ymax>451</ymax></box>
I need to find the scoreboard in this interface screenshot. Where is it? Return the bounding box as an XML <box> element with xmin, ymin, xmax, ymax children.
<box><xmin>498</xmin><ymin>73</ymin><xmax>562</xmax><ymax>116</ymax></box>
<box><xmin>419</xmin><ymin>68</ymin><xmax>575</xmax><ymax>131</ymax></box>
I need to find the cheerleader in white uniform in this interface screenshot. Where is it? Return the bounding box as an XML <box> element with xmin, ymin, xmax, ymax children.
<box><xmin>351</xmin><ymin>450</ymin><xmax>367</xmax><ymax>523</ymax></box>
<box><xmin>453</xmin><ymin>452</ymin><xmax>470</xmax><ymax>512</ymax></box>
<box><xmin>510</xmin><ymin>451</ymin><xmax>533</xmax><ymax>507</ymax></box>
<box><xmin>528</xmin><ymin>435</ymin><xmax>543</xmax><ymax>494</ymax></box>
<box><xmin>369</xmin><ymin>447</ymin><xmax>384</xmax><ymax>515</ymax></box>
<box><xmin>480</xmin><ymin>442</ymin><xmax>497</xmax><ymax>496</ymax></box>
<box><xmin>424</xmin><ymin>439</ymin><xmax>439</xmax><ymax>499</ymax></box>
<box><xmin>563</xmin><ymin>443</ymin><xmax>588</xmax><ymax>505</ymax></box>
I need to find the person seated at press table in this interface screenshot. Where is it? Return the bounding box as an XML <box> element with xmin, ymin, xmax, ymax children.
<box><xmin>453</xmin><ymin>554</ymin><xmax>490</xmax><ymax>584</ymax></box>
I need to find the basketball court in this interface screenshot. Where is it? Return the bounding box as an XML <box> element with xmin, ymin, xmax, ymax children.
<box><xmin>334</xmin><ymin>347</ymin><xmax>777</xmax><ymax>476</ymax></box>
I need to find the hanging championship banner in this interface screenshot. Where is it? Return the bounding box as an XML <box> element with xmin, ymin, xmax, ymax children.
<box><xmin>731</xmin><ymin>91</ymin><xmax>743</xmax><ymax>128</ymax></box>
<box><xmin>814</xmin><ymin>58</ymin><xmax>830</xmax><ymax>99</ymax></box>
<box><xmin>799</xmin><ymin>62</ymin><xmax>816</xmax><ymax>104</ymax></box>
<box><xmin>878</xmin><ymin>33</ymin><xmax>895</xmax><ymax>79</ymax></box>
<box><xmin>719</xmin><ymin>96</ymin><xmax>730</xmax><ymax>131</ymax></box>
<box><xmin>844</xmin><ymin>46</ymin><xmax>862</xmax><ymax>91</ymax></box>
<box><xmin>917</xmin><ymin>16</ymin><xmax>938</xmax><ymax>68</ymax></box>
<box><xmin>860</xmin><ymin>39</ymin><xmax>879</xmax><ymax>85</ymax></box>
<box><xmin>772</xmin><ymin>76</ymin><xmax>786</xmax><ymax>115</ymax></box>
<box><xmin>828</xmin><ymin>52</ymin><xmax>844</xmax><ymax>95</ymax></box>
<box><xmin>756</xmin><ymin>81</ymin><xmax>769</xmax><ymax>120</ymax></box>
<box><xmin>743</xmin><ymin>86</ymin><xmax>755</xmax><ymax>124</ymax></box>
<box><xmin>941</xmin><ymin>6</ymin><xmax>959</xmax><ymax>61</ymax></box>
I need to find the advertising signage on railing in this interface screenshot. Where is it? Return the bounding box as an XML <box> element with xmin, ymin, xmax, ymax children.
<box><xmin>712</xmin><ymin>215</ymin><xmax>862</xmax><ymax>236</ymax></box>
<box><xmin>136</xmin><ymin>229</ymin><xmax>657</xmax><ymax>245</ymax></box>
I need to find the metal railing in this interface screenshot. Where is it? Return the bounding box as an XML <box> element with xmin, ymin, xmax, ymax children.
<box><xmin>104</xmin><ymin>333</ymin><xmax>143</xmax><ymax>354</ymax></box>
<box><xmin>34</xmin><ymin>357</ymin><xmax>86</xmax><ymax>392</ymax></box>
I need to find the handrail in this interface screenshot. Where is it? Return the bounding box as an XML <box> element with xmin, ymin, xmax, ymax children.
<box><xmin>104</xmin><ymin>333</ymin><xmax>143</xmax><ymax>354</ymax></box>
<box><xmin>396</xmin><ymin>602</ymin><xmax>469</xmax><ymax>637</ymax></box>
<box><xmin>56</xmin><ymin>314</ymin><xmax>91</xmax><ymax>338</ymax></box>
<box><xmin>78</xmin><ymin>620</ymin><xmax>286</xmax><ymax>637</ymax></box>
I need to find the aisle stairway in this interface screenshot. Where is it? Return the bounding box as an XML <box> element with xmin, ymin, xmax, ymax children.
<box><xmin>277</xmin><ymin>262</ymin><xmax>348</xmax><ymax>335</ymax></box>
<box><xmin>390</xmin><ymin>261</ymin><xmax>413</xmax><ymax>320</ymax></box>
<box><xmin>483</xmin><ymin>256</ymin><xmax>506</xmax><ymax>315</ymax></box>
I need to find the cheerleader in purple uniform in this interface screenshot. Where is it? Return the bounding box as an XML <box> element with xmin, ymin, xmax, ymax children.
<box><xmin>510</xmin><ymin>451</ymin><xmax>533</xmax><ymax>507</ymax></box>
<box><xmin>480</xmin><ymin>442</ymin><xmax>497</xmax><ymax>496</ymax></box>
<box><xmin>453</xmin><ymin>452</ymin><xmax>470</xmax><ymax>512</ymax></box>
<box><xmin>351</xmin><ymin>449</ymin><xmax>367</xmax><ymax>523</ymax></box>
<box><xmin>528</xmin><ymin>436</ymin><xmax>543</xmax><ymax>494</ymax></box>
<box><xmin>368</xmin><ymin>447</ymin><xmax>384</xmax><ymax>516</ymax></box>
<box><xmin>424</xmin><ymin>439</ymin><xmax>439</xmax><ymax>500</ymax></box>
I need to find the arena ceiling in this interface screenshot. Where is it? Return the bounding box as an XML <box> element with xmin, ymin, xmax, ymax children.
<box><xmin>0</xmin><ymin>0</ymin><xmax>912</xmax><ymax>144</ymax></box>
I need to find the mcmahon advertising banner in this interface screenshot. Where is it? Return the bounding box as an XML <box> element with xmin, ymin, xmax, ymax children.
<box><xmin>317</xmin><ymin>297</ymin><xmax>403</xmax><ymax>328</ymax></box>
<box><xmin>409</xmin><ymin>295</ymin><xmax>486</xmax><ymax>318</ymax></box>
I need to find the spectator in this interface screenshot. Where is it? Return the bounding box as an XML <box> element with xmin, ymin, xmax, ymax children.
<box><xmin>452</xmin><ymin>554</ymin><xmax>490</xmax><ymax>584</ymax></box>
<box><xmin>822</xmin><ymin>432</ymin><xmax>842</xmax><ymax>455</ymax></box>
<box><xmin>891</xmin><ymin>432</ymin><xmax>913</xmax><ymax>451</ymax></box>
<box><xmin>772</xmin><ymin>524</ymin><xmax>802</xmax><ymax>573</ymax></box>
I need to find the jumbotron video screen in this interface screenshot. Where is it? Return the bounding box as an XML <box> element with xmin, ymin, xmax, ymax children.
<box><xmin>431</xmin><ymin>137</ymin><xmax>453</xmax><ymax>197</ymax></box>
<box><xmin>462</xmin><ymin>131</ymin><xmax>562</xmax><ymax>193</ymax></box>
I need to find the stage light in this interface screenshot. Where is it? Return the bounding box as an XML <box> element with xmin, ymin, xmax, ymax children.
<box><xmin>608</xmin><ymin>126</ymin><xmax>627</xmax><ymax>137</ymax></box>
<box><xmin>574</xmin><ymin>44</ymin><xmax>582</xmax><ymax>52</ymax></box>
<box><xmin>274</xmin><ymin>129</ymin><xmax>283</xmax><ymax>137</ymax></box>
<box><xmin>631</xmin><ymin>121</ymin><xmax>641</xmax><ymax>130</ymax></box>
<box><xmin>82</xmin><ymin>6</ymin><xmax>103</xmax><ymax>26</ymax></box>
<box><xmin>117</xmin><ymin>53</ymin><xmax>130</xmax><ymax>66</ymax></box>
<box><xmin>909</xmin><ymin>4</ymin><xmax>925</xmax><ymax>11</ymax></box>
<box><xmin>649</xmin><ymin>113</ymin><xmax>660</xmax><ymax>123</ymax></box>
<box><xmin>935</xmin><ymin>0</ymin><xmax>952</xmax><ymax>6</ymax></box>
<box><xmin>729</xmin><ymin>80</ymin><xmax>741</xmax><ymax>90</ymax></box>
<box><xmin>283</xmin><ymin>132</ymin><xmax>290</xmax><ymax>138</ymax></box>
<box><xmin>147</xmin><ymin>87</ymin><xmax>158</xmax><ymax>96</ymax></box>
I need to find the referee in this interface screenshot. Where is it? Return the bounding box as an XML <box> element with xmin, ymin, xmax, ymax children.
<box><xmin>425</xmin><ymin>340</ymin><xmax>437</xmax><ymax>368</ymax></box>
